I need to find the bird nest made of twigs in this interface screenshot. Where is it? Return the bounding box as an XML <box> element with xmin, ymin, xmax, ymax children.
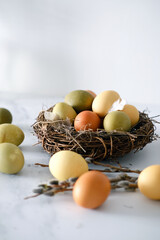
<box><xmin>33</xmin><ymin>106</ymin><xmax>158</xmax><ymax>161</ymax></box>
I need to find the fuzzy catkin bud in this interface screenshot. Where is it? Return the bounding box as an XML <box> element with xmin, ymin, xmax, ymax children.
<box><xmin>43</xmin><ymin>190</ymin><xmax>55</xmax><ymax>196</ymax></box>
<box><xmin>117</xmin><ymin>180</ymin><xmax>129</xmax><ymax>187</ymax></box>
<box><xmin>49</xmin><ymin>179</ymin><xmax>59</xmax><ymax>185</ymax></box>
<box><xmin>33</xmin><ymin>188</ymin><xmax>44</xmax><ymax>194</ymax></box>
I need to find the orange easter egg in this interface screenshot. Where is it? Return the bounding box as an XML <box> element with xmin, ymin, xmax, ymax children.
<box><xmin>73</xmin><ymin>171</ymin><xmax>111</xmax><ymax>209</ymax></box>
<box><xmin>74</xmin><ymin>110</ymin><xmax>101</xmax><ymax>131</ymax></box>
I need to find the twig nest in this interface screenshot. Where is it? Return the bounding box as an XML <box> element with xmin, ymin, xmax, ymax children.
<box><xmin>33</xmin><ymin>89</ymin><xmax>157</xmax><ymax>161</ymax></box>
<box><xmin>33</xmin><ymin>108</ymin><xmax>156</xmax><ymax>161</ymax></box>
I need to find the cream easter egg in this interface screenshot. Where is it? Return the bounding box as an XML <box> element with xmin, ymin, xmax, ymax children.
<box><xmin>138</xmin><ymin>165</ymin><xmax>160</xmax><ymax>200</ymax></box>
<box><xmin>49</xmin><ymin>150</ymin><xmax>88</xmax><ymax>181</ymax></box>
<box><xmin>121</xmin><ymin>104</ymin><xmax>139</xmax><ymax>127</ymax></box>
<box><xmin>92</xmin><ymin>90</ymin><xmax>120</xmax><ymax>118</ymax></box>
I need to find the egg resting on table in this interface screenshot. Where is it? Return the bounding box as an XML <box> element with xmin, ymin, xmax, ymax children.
<box><xmin>73</xmin><ymin>171</ymin><xmax>111</xmax><ymax>209</ymax></box>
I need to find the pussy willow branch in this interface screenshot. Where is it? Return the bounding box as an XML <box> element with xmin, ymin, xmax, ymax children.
<box><xmin>35</xmin><ymin>161</ymin><xmax>141</xmax><ymax>174</ymax></box>
<box><xmin>91</xmin><ymin>160</ymin><xmax>141</xmax><ymax>174</ymax></box>
<box><xmin>24</xmin><ymin>173</ymin><xmax>138</xmax><ymax>200</ymax></box>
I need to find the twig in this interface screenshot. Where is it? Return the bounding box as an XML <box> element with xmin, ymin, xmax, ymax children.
<box><xmin>24</xmin><ymin>188</ymin><xmax>72</xmax><ymax>200</ymax></box>
<box><xmin>91</xmin><ymin>161</ymin><xmax>141</xmax><ymax>174</ymax></box>
<box><xmin>35</xmin><ymin>163</ymin><xmax>49</xmax><ymax>167</ymax></box>
<box><xmin>35</xmin><ymin>161</ymin><xmax>141</xmax><ymax>174</ymax></box>
<box><xmin>24</xmin><ymin>193</ymin><xmax>41</xmax><ymax>200</ymax></box>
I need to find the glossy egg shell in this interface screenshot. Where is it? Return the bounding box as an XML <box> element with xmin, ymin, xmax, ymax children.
<box><xmin>64</xmin><ymin>90</ymin><xmax>94</xmax><ymax>112</ymax></box>
<box><xmin>0</xmin><ymin>124</ymin><xmax>25</xmax><ymax>146</ymax></box>
<box><xmin>92</xmin><ymin>90</ymin><xmax>120</xmax><ymax>117</ymax></box>
<box><xmin>103</xmin><ymin>111</ymin><xmax>131</xmax><ymax>132</ymax></box>
<box><xmin>138</xmin><ymin>165</ymin><xmax>160</xmax><ymax>200</ymax></box>
<box><xmin>52</xmin><ymin>102</ymin><xmax>77</xmax><ymax>122</ymax></box>
<box><xmin>74</xmin><ymin>110</ymin><xmax>101</xmax><ymax>131</ymax></box>
<box><xmin>49</xmin><ymin>150</ymin><xmax>88</xmax><ymax>181</ymax></box>
<box><xmin>121</xmin><ymin>104</ymin><xmax>139</xmax><ymax>127</ymax></box>
<box><xmin>73</xmin><ymin>171</ymin><xmax>111</xmax><ymax>209</ymax></box>
<box><xmin>0</xmin><ymin>143</ymin><xmax>24</xmax><ymax>174</ymax></box>
<box><xmin>86</xmin><ymin>90</ymin><xmax>97</xmax><ymax>98</ymax></box>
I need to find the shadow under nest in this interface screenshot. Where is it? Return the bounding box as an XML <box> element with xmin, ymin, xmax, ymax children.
<box><xmin>33</xmin><ymin>107</ymin><xmax>158</xmax><ymax>161</ymax></box>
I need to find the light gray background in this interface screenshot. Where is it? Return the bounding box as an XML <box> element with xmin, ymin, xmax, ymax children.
<box><xmin>0</xmin><ymin>0</ymin><xmax>160</xmax><ymax>104</ymax></box>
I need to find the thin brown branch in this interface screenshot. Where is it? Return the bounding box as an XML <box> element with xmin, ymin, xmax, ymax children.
<box><xmin>92</xmin><ymin>161</ymin><xmax>141</xmax><ymax>174</ymax></box>
<box><xmin>24</xmin><ymin>193</ymin><xmax>41</xmax><ymax>200</ymax></box>
<box><xmin>35</xmin><ymin>163</ymin><xmax>49</xmax><ymax>167</ymax></box>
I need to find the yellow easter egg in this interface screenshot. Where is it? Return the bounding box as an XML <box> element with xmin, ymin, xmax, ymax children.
<box><xmin>49</xmin><ymin>150</ymin><xmax>88</xmax><ymax>181</ymax></box>
<box><xmin>92</xmin><ymin>90</ymin><xmax>120</xmax><ymax>118</ymax></box>
<box><xmin>138</xmin><ymin>165</ymin><xmax>160</xmax><ymax>200</ymax></box>
<box><xmin>121</xmin><ymin>104</ymin><xmax>139</xmax><ymax>127</ymax></box>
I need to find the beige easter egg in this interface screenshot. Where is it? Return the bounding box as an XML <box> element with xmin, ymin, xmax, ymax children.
<box><xmin>138</xmin><ymin>165</ymin><xmax>160</xmax><ymax>200</ymax></box>
<box><xmin>121</xmin><ymin>104</ymin><xmax>139</xmax><ymax>126</ymax></box>
<box><xmin>49</xmin><ymin>150</ymin><xmax>88</xmax><ymax>181</ymax></box>
<box><xmin>92</xmin><ymin>90</ymin><xmax>120</xmax><ymax>117</ymax></box>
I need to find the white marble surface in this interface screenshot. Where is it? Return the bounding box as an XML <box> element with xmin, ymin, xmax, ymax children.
<box><xmin>0</xmin><ymin>93</ymin><xmax>160</xmax><ymax>240</ymax></box>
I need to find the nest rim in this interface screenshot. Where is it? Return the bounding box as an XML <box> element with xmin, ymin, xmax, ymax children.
<box><xmin>33</xmin><ymin>107</ymin><xmax>158</xmax><ymax>161</ymax></box>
